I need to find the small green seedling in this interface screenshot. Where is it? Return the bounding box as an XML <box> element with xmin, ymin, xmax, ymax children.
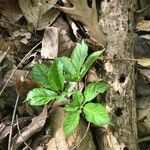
<box><xmin>25</xmin><ymin>40</ymin><xmax>112</xmax><ymax>137</ymax></box>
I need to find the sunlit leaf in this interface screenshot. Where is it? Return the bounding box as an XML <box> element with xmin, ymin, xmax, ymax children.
<box><xmin>63</xmin><ymin>110</ymin><xmax>81</xmax><ymax>138</ymax></box>
<box><xmin>26</xmin><ymin>88</ymin><xmax>57</xmax><ymax>105</ymax></box>
<box><xmin>83</xmin><ymin>103</ymin><xmax>112</xmax><ymax>126</ymax></box>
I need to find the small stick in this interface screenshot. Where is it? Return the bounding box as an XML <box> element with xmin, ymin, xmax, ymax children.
<box><xmin>70</xmin><ymin>122</ymin><xmax>90</xmax><ymax>150</ymax></box>
<box><xmin>8</xmin><ymin>94</ymin><xmax>20</xmax><ymax>150</ymax></box>
<box><xmin>138</xmin><ymin>136</ymin><xmax>150</xmax><ymax>143</ymax></box>
<box><xmin>16</xmin><ymin>115</ymin><xmax>32</xmax><ymax>150</ymax></box>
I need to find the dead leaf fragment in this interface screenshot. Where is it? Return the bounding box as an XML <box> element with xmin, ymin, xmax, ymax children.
<box><xmin>11</xmin><ymin>106</ymin><xmax>47</xmax><ymax>150</ymax></box>
<box><xmin>41</xmin><ymin>27</ymin><xmax>59</xmax><ymax>59</ymax></box>
<box><xmin>137</xmin><ymin>58</ymin><xmax>150</xmax><ymax>68</ymax></box>
<box><xmin>18</xmin><ymin>0</ymin><xmax>59</xmax><ymax>30</ymax></box>
<box><xmin>137</xmin><ymin>96</ymin><xmax>150</xmax><ymax>136</ymax></box>
<box><xmin>0</xmin><ymin>0</ymin><xmax>23</xmax><ymax>26</ymax></box>
<box><xmin>136</xmin><ymin>20</ymin><xmax>150</xmax><ymax>32</ymax></box>
<box><xmin>56</xmin><ymin>0</ymin><xmax>107</xmax><ymax>47</ymax></box>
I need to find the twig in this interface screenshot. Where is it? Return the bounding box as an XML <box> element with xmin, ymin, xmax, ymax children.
<box><xmin>16</xmin><ymin>115</ymin><xmax>33</xmax><ymax>150</ymax></box>
<box><xmin>100</xmin><ymin>56</ymin><xmax>148</xmax><ymax>62</ymax></box>
<box><xmin>0</xmin><ymin>41</ymin><xmax>42</xmax><ymax>96</ymax></box>
<box><xmin>70</xmin><ymin>122</ymin><xmax>90</xmax><ymax>150</ymax></box>
<box><xmin>8</xmin><ymin>94</ymin><xmax>20</xmax><ymax>150</ymax></box>
<box><xmin>138</xmin><ymin>136</ymin><xmax>150</xmax><ymax>143</ymax></box>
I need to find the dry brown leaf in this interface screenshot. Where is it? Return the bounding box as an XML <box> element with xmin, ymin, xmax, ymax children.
<box><xmin>3</xmin><ymin>69</ymin><xmax>29</xmax><ymax>87</ymax></box>
<box><xmin>0</xmin><ymin>38</ymin><xmax>16</xmax><ymax>54</ymax></box>
<box><xmin>136</xmin><ymin>20</ymin><xmax>150</xmax><ymax>32</ymax></box>
<box><xmin>47</xmin><ymin>107</ymin><xmax>96</xmax><ymax>150</ymax></box>
<box><xmin>56</xmin><ymin>0</ymin><xmax>107</xmax><ymax>47</ymax></box>
<box><xmin>41</xmin><ymin>27</ymin><xmax>59</xmax><ymax>59</ymax></box>
<box><xmin>137</xmin><ymin>97</ymin><xmax>150</xmax><ymax>136</ymax></box>
<box><xmin>0</xmin><ymin>0</ymin><xmax>23</xmax><ymax>27</ymax></box>
<box><xmin>138</xmin><ymin>68</ymin><xmax>150</xmax><ymax>83</ymax></box>
<box><xmin>53</xmin><ymin>17</ymin><xmax>75</xmax><ymax>57</ymax></box>
<box><xmin>137</xmin><ymin>58</ymin><xmax>150</xmax><ymax>68</ymax></box>
<box><xmin>11</xmin><ymin>106</ymin><xmax>47</xmax><ymax>150</ymax></box>
<box><xmin>86</xmin><ymin>67</ymin><xmax>101</xmax><ymax>83</ymax></box>
<box><xmin>15</xmin><ymin>76</ymin><xmax>40</xmax><ymax>97</ymax></box>
<box><xmin>0</xmin><ymin>51</ymin><xmax>7</xmax><ymax>63</ymax></box>
<box><xmin>0</xmin><ymin>117</ymin><xmax>31</xmax><ymax>143</ymax></box>
<box><xmin>18</xmin><ymin>0</ymin><xmax>59</xmax><ymax>30</ymax></box>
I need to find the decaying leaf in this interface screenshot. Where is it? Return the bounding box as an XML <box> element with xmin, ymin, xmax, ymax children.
<box><xmin>47</xmin><ymin>107</ymin><xmax>96</xmax><ymax>150</ymax></box>
<box><xmin>86</xmin><ymin>67</ymin><xmax>101</xmax><ymax>83</ymax></box>
<box><xmin>41</xmin><ymin>27</ymin><xmax>59</xmax><ymax>59</ymax></box>
<box><xmin>137</xmin><ymin>96</ymin><xmax>150</xmax><ymax>136</ymax></box>
<box><xmin>15</xmin><ymin>76</ymin><xmax>40</xmax><ymax>97</ymax></box>
<box><xmin>53</xmin><ymin>17</ymin><xmax>75</xmax><ymax>57</ymax></box>
<box><xmin>56</xmin><ymin>0</ymin><xmax>107</xmax><ymax>47</ymax></box>
<box><xmin>0</xmin><ymin>117</ymin><xmax>31</xmax><ymax>143</ymax></box>
<box><xmin>0</xmin><ymin>0</ymin><xmax>23</xmax><ymax>27</ymax></box>
<box><xmin>18</xmin><ymin>0</ymin><xmax>59</xmax><ymax>30</ymax></box>
<box><xmin>3</xmin><ymin>69</ymin><xmax>29</xmax><ymax>86</ymax></box>
<box><xmin>136</xmin><ymin>20</ymin><xmax>150</xmax><ymax>32</ymax></box>
<box><xmin>137</xmin><ymin>58</ymin><xmax>150</xmax><ymax>68</ymax></box>
<box><xmin>0</xmin><ymin>51</ymin><xmax>7</xmax><ymax>64</ymax></box>
<box><xmin>13</xmin><ymin>29</ymin><xmax>31</xmax><ymax>44</ymax></box>
<box><xmin>0</xmin><ymin>38</ymin><xmax>16</xmax><ymax>54</ymax></box>
<box><xmin>138</xmin><ymin>68</ymin><xmax>150</xmax><ymax>83</ymax></box>
<box><xmin>11</xmin><ymin>106</ymin><xmax>47</xmax><ymax>150</ymax></box>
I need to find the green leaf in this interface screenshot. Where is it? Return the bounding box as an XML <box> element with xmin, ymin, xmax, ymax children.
<box><xmin>26</xmin><ymin>88</ymin><xmax>58</xmax><ymax>106</ymax></box>
<box><xmin>58</xmin><ymin>57</ymin><xmax>77</xmax><ymax>78</ymax></box>
<box><xmin>65</xmin><ymin>91</ymin><xmax>84</xmax><ymax>111</ymax></box>
<box><xmin>63</xmin><ymin>110</ymin><xmax>81</xmax><ymax>138</ymax></box>
<box><xmin>56</xmin><ymin>85</ymin><xmax>73</xmax><ymax>102</ymax></box>
<box><xmin>48</xmin><ymin>59</ymin><xmax>65</xmax><ymax>91</ymax></box>
<box><xmin>64</xmin><ymin>84</ymin><xmax>74</xmax><ymax>97</ymax></box>
<box><xmin>71</xmin><ymin>40</ymin><xmax>88</xmax><ymax>76</ymax></box>
<box><xmin>80</xmin><ymin>50</ymin><xmax>104</xmax><ymax>79</ymax></box>
<box><xmin>83</xmin><ymin>103</ymin><xmax>112</xmax><ymax>126</ymax></box>
<box><xmin>32</xmin><ymin>63</ymin><xmax>50</xmax><ymax>88</ymax></box>
<box><xmin>84</xmin><ymin>82</ymin><xmax>109</xmax><ymax>103</ymax></box>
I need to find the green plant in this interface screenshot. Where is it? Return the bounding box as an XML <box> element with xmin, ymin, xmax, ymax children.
<box><xmin>25</xmin><ymin>40</ymin><xmax>112</xmax><ymax>137</ymax></box>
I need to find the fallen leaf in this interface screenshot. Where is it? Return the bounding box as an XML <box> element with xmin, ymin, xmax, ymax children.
<box><xmin>0</xmin><ymin>51</ymin><xmax>7</xmax><ymax>64</ymax></box>
<box><xmin>0</xmin><ymin>0</ymin><xmax>23</xmax><ymax>27</ymax></box>
<box><xmin>15</xmin><ymin>76</ymin><xmax>40</xmax><ymax>97</ymax></box>
<box><xmin>0</xmin><ymin>117</ymin><xmax>31</xmax><ymax>143</ymax></box>
<box><xmin>53</xmin><ymin>17</ymin><xmax>75</xmax><ymax>57</ymax></box>
<box><xmin>137</xmin><ymin>96</ymin><xmax>150</xmax><ymax>136</ymax></box>
<box><xmin>3</xmin><ymin>69</ymin><xmax>29</xmax><ymax>87</ymax></box>
<box><xmin>41</xmin><ymin>27</ymin><xmax>59</xmax><ymax>59</ymax></box>
<box><xmin>13</xmin><ymin>29</ymin><xmax>31</xmax><ymax>44</ymax></box>
<box><xmin>137</xmin><ymin>58</ymin><xmax>150</xmax><ymax>68</ymax></box>
<box><xmin>11</xmin><ymin>106</ymin><xmax>47</xmax><ymax>150</ymax></box>
<box><xmin>138</xmin><ymin>68</ymin><xmax>150</xmax><ymax>83</ymax></box>
<box><xmin>56</xmin><ymin>0</ymin><xmax>107</xmax><ymax>47</ymax></box>
<box><xmin>86</xmin><ymin>67</ymin><xmax>101</xmax><ymax>83</ymax></box>
<box><xmin>18</xmin><ymin>0</ymin><xmax>59</xmax><ymax>30</ymax></box>
<box><xmin>136</xmin><ymin>20</ymin><xmax>150</xmax><ymax>32</ymax></box>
